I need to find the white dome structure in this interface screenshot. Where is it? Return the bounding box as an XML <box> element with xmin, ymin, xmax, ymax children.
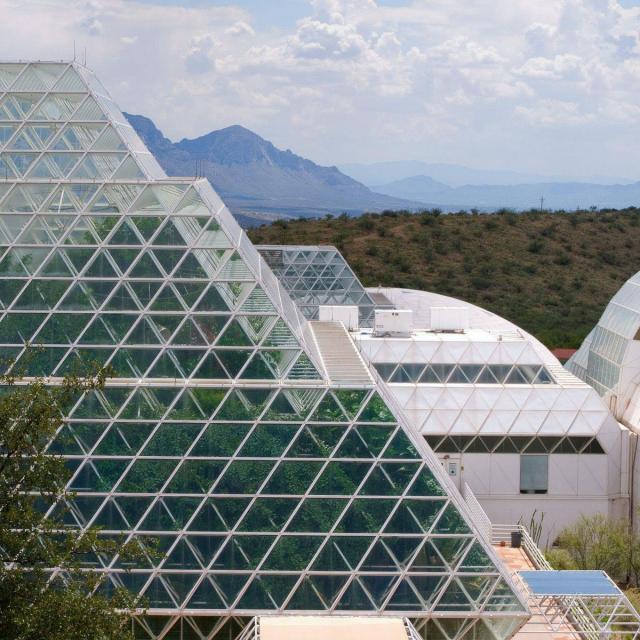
<box><xmin>349</xmin><ymin>288</ymin><xmax>626</xmax><ymax>542</ymax></box>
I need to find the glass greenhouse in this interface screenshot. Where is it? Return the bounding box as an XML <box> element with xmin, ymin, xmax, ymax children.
<box><xmin>567</xmin><ymin>272</ymin><xmax>640</xmax><ymax>397</ymax></box>
<box><xmin>0</xmin><ymin>62</ymin><xmax>528</xmax><ymax>640</ymax></box>
<box><xmin>257</xmin><ymin>245</ymin><xmax>383</xmax><ymax>326</ymax></box>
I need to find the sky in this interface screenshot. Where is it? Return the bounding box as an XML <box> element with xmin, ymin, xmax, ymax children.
<box><xmin>2</xmin><ymin>0</ymin><xmax>640</xmax><ymax>179</ymax></box>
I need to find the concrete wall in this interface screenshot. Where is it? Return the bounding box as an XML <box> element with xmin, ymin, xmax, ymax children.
<box><xmin>461</xmin><ymin>451</ymin><xmax>628</xmax><ymax>545</ymax></box>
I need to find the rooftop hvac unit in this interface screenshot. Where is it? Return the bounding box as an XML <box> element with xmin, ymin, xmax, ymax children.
<box><xmin>318</xmin><ymin>305</ymin><xmax>359</xmax><ymax>330</ymax></box>
<box><xmin>374</xmin><ymin>309</ymin><xmax>413</xmax><ymax>337</ymax></box>
<box><xmin>430</xmin><ymin>307</ymin><xmax>469</xmax><ymax>333</ymax></box>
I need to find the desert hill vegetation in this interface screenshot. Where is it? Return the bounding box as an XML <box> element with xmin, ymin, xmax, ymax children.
<box><xmin>248</xmin><ymin>207</ymin><xmax>640</xmax><ymax>349</ymax></box>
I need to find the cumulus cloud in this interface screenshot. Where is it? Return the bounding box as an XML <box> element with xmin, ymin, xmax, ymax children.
<box><xmin>524</xmin><ymin>23</ymin><xmax>557</xmax><ymax>56</ymax></box>
<box><xmin>225</xmin><ymin>21</ymin><xmax>255</xmax><ymax>38</ymax></box>
<box><xmin>289</xmin><ymin>18</ymin><xmax>369</xmax><ymax>60</ymax></box>
<box><xmin>516</xmin><ymin>99</ymin><xmax>593</xmax><ymax>126</ymax></box>
<box><xmin>516</xmin><ymin>54</ymin><xmax>585</xmax><ymax>80</ymax></box>
<box><xmin>185</xmin><ymin>34</ymin><xmax>217</xmax><ymax>74</ymax></box>
<box><xmin>0</xmin><ymin>0</ymin><xmax>639</xmax><ymax>177</ymax></box>
<box><xmin>428</xmin><ymin>36</ymin><xmax>505</xmax><ymax>66</ymax></box>
<box><xmin>81</xmin><ymin>16</ymin><xmax>103</xmax><ymax>36</ymax></box>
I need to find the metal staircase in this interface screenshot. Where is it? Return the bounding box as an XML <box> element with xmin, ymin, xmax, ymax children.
<box><xmin>309</xmin><ymin>321</ymin><xmax>373</xmax><ymax>386</ymax></box>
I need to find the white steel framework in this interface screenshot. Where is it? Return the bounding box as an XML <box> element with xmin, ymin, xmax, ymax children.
<box><xmin>0</xmin><ymin>61</ymin><xmax>528</xmax><ymax>640</ymax></box>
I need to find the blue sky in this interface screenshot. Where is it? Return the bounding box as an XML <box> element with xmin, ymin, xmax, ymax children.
<box><xmin>2</xmin><ymin>0</ymin><xmax>640</xmax><ymax>179</ymax></box>
<box><xmin>136</xmin><ymin>0</ymin><xmax>414</xmax><ymax>27</ymax></box>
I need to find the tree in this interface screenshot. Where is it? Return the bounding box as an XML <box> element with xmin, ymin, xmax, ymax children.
<box><xmin>550</xmin><ymin>514</ymin><xmax>630</xmax><ymax>583</ymax></box>
<box><xmin>0</xmin><ymin>365</ymin><xmax>137</xmax><ymax>640</ymax></box>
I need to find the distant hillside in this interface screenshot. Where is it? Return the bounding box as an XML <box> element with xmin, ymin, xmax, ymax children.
<box><xmin>373</xmin><ymin>175</ymin><xmax>640</xmax><ymax>211</ymax></box>
<box><xmin>248</xmin><ymin>208</ymin><xmax>640</xmax><ymax>349</ymax></box>
<box><xmin>125</xmin><ymin>114</ymin><xmax>419</xmax><ymax>224</ymax></box>
<box><xmin>374</xmin><ymin>175</ymin><xmax>451</xmax><ymax>201</ymax></box>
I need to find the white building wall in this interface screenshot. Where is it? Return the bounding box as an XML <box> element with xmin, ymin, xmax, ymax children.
<box><xmin>480</xmin><ymin>497</ymin><xmax>611</xmax><ymax>547</ymax></box>
<box><xmin>549</xmin><ymin>455</ymin><xmax>579</xmax><ymax>495</ymax></box>
<box><xmin>461</xmin><ymin>450</ymin><xmax>624</xmax><ymax>544</ymax></box>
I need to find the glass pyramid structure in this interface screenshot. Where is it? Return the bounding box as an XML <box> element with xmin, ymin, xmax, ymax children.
<box><xmin>256</xmin><ymin>245</ymin><xmax>381</xmax><ymax>326</ymax></box>
<box><xmin>0</xmin><ymin>62</ymin><xmax>528</xmax><ymax>640</ymax></box>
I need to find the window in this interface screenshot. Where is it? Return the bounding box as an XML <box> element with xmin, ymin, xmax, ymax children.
<box><xmin>425</xmin><ymin>434</ymin><xmax>605</xmax><ymax>455</ymax></box>
<box><xmin>374</xmin><ymin>362</ymin><xmax>555</xmax><ymax>385</ymax></box>
<box><xmin>520</xmin><ymin>455</ymin><xmax>548</xmax><ymax>494</ymax></box>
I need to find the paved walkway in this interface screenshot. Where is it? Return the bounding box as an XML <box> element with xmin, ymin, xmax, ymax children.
<box><xmin>493</xmin><ymin>545</ymin><xmax>576</xmax><ymax>640</ymax></box>
<box><xmin>494</xmin><ymin>544</ymin><xmax>536</xmax><ymax>571</ymax></box>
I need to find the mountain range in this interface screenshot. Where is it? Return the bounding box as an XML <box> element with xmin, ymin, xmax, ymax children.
<box><xmin>339</xmin><ymin>160</ymin><xmax>635</xmax><ymax>188</ymax></box>
<box><xmin>125</xmin><ymin>114</ymin><xmax>418</xmax><ymax>226</ymax></box>
<box><xmin>126</xmin><ymin>114</ymin><xmax>640</xmax><ymax>222</ymax></box>
<box><xmin>370</xmin><ymin>174</ymin><xmax>640</xmax><ymax>211</ymax></box>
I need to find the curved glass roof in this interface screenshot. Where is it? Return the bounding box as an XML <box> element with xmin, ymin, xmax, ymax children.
<box><xmin>567</xmin><ymin>271</ymin><xmax>640</xmax><ymax>396</ymax></box>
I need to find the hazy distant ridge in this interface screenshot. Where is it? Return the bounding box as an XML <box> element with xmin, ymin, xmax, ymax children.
<box><xmin>340</xmin><ymin>160</ymin><xmax>635</xmax><ymax>188</ymax></box>
<box><xmin>340</xmin><ymin>161</ymin><xmax>640</xmax><ymax>210</ymax></box>
<box><xmin>372</xmin><ymin>173</ymin><xmax>640</xmax><ymax>210</ymax></box>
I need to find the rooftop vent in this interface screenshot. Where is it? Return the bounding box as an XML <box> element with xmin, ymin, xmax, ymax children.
<box><xmin>430</xmin><ymin>307</ymin><xmax>469</xmax><ymax>333</ymax></box>
<box><xmin>374</xmin><ymin>309</ymin><xmax>413</xmax><ymax>337</ymax></box>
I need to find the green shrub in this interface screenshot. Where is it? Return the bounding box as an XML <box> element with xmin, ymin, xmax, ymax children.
<box><xmin>527</xmin><ymin>238</ymin><xmax>544</xmax><ymax>253</ymax></box>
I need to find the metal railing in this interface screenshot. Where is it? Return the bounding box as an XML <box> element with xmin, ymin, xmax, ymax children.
<box><xmin>491</xmin><ymin>524</ymin><xmax>607</xmax><ymax>640</ymax></box>
<box><xmin>462</xmin><ymin>483</ymin><xmax>492</xmax><ymax>544</ymax></box>
<box><xmin>491</xmin><ymin>524</ymin><xmax>552</xmax><ymax>571</ymax></box>
<box><xmin>404</xmin><ymin>618</ymin><xmax>424</xmax><ymax>640</ymax></box>
<box><xmin>236</xmin><ymin>617</ymin><xmax>258</xmax><ymax>640</ymax></box>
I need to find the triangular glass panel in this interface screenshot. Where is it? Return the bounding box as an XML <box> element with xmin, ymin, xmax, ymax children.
<box><xmin>185</xmin><ymin>577</ymin><xmax>227</xmax><ymax>610</ymax></box>
<box><xmin>142</xmin><ymin>577</ymin><xmax>179</xmax><ymax>608</ymax></box>
<box><xmin>188</xmin><ymin>498</ymin><xmax>251</xmax><ymax>533</ymax></box>
<box><xmin>335</xmin><ymin>579</ymin><xmax>376</xmax><ymax>611</ymax></box>
<box><xmin>286</xmin><ymin>576</ymin><xmax>333</xmax><ymax>610</ymax></box>
<box><xmin>108</xmin><ymin>219</ymin><xmax>143</xmax><ymax>245</ymax></box>
<box><xmin>173</xmin><ymin>281</ymin><xmax>208</xmax><ymax>308</ymax></box>
<box><xmin>434</xmin><ymin>578</ymin><xmax>477</xmax><ymax>612</ymax></box>
<box><xmin>213</xmin><ymin>536</ymin><xmax>273</xmax><ymax>571</ymax></box>
<box><xmin>214</xmin><ymin>350</ymin><xmax>251</xmax><ymax>378</ymax></box>
<box><xmin>94</xmin><ymin>422</ymin><xmax>155</xmax><ymax>456</ymax></box>
<box><xmin>361</xmin><ymin>574</ymin><xmax>399</xmax><ymax>608</ymax></box>
<box><xmin>310</xmin><ymin>392</ymin><xmax>348</xmax><ymax>422</ymax></box>
<box><xmin>71</xmin><ymin>96</ymin><xmax>107</xmax><ymax>120</ymax></box>
<box><xmin>433</xmin><ymin>503</ymin><xmax>472</xmax><ymax>535</ymax></box>
<box><xmin>211</xmin><ymin>574</ymin><xmax>251</xmax><ymax>609</ymax></box>
<box><xmin>262</xmin><ymin>319</ymin><xmax>298</xmax><ymax>347</ymax></box>
<box><xmin>172</xmin><ymin>251</ymin><xmax>210</xmax><ymax>279</ymax></box>
<box><xmin>53</xmin><ymin>66</ymin><xmax>86</xmax><ymax>91</ymax></box>
<box><xmin>459</xmin><ymin>541</ymin><xmax>495</xmax><ymax>573</ymax></box>
<box><xmin>13</xmin><ymin>63</ymin><xmax>66</xmax><ymax>91</ymax></box>
<box><xmin>70</xmin><ymin>153</ymin><xmax>125</xmax><ymax>180</ymax></box>
<box><xmin>194</xmin><ymin>284</ymin><xmax>231</xmax><ymax>312</ymax></box>
<box><xmin>128</xmin><ymin>252</ymin><xmax>164</xmax><ymax>279</ymax></box>
<box><xmin>0</xmin><ymin>64</ymin><xmax>25</xmax><ymax>90</ymax></box>
<box><xmin>132</xmin><ymin>216</ymin><xmax>163</xmax><ymax>241</ymax></box>
<box><xmin>52</xmin><ymin>123</ymin><xmax>104</xmax><ymax>151</ymax></box>
<box><xmin>358</xmin><ymin>392</ymin><xmax>396</xmax><ymax>422</ymax></box>
<box><xmin>286</xmin><ymin>498</ymin><xmax>346</xmax><ymax>533</ymax></box>
<box><xmin>385</xmin><ymin>499</ymin><xmax>446</xmax><ymax>534</ymax></box>
<box><xmin>91</xmin><ymin>125</ymin><xmax>126</xmax><ymax>151</ymax></box>
<box><xmin>191</xmin><ymin>423</ymin><xmax>251</xmax><ymax>457</ymax></box>
<box><xmin>150</xmin><ymin>284</ymin><xmax>184</xmax><ymax>311</ymax></box>
<box><xmin>113</xmin><ymin>155</ymin><xmax>146</xmax><ymax>180</ymax></box>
